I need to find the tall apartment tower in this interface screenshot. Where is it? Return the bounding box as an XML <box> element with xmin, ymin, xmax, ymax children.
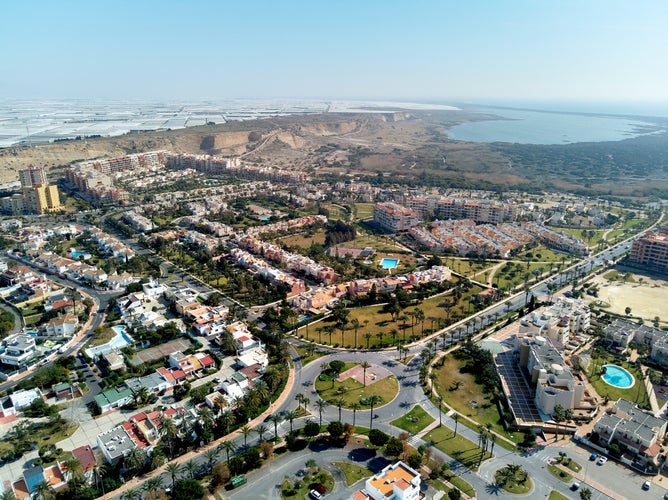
<box><xmin>19</xmin><ymin>165</ymin><xmax>48</xmax><ymax>188</ymax></box>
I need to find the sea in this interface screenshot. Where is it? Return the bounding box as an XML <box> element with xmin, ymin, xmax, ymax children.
<box><xmin>444</xmin><ymin>101</ymin><xmax>668</xmax><ymax>145</ymax></box>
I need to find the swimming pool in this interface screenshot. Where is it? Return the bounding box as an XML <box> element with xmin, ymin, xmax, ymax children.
<box><xmin>380</xmin><ymin>258</ymin><xmax>399</xmax><ymax>269</ymax></box>
<box><xmin>602</xmin><ymin>364</ymin><xmax>634</xmax><ymax>389</ymax></box>
<box><xmin>85</xmin><ymin>325</ymin><xmax>134</xmax><ymax>358</ymax></box>
<box><xmin>70</xmin><ymin>251</ymin><xmax>87</xmax><ymax>258</ymax></box>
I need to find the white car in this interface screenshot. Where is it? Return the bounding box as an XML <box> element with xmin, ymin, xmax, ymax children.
<box><xmin>309</xmin><ymin>490</ymin><xmax>322</xmax><ymax>500</ymax></box>
<box><xmin>597</xmin><ymin>456</ymin><xmax>607</xmax><ymax>465</ymax></box>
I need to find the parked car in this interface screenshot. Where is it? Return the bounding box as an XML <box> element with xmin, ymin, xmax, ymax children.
<box><xmin>571</xmin><ymin>481</ymin><xmax>580</xmax><ymax>491</ymax></box>
<box><xmin>315</xmin><ymin>484</ymin><xmax>327</xmax><ymax>494</ymax></box>
<box><xmin>643</xmin><ymin>480</ymin><xmax>651</xmax><ymax>490</ymax></box>
<box><xmin>309</xmin><ymin>490</ymin><xmax>322</xmax><ymax>500</ymax></box>
<box><xmin>589</xmin><ymin>452</ymin><xmax>598</xmax><ymax>461</ymax></box>
<box><xmin>597</xmin><ymin>456</ymin><xmax>607</xmax><ymax>465</ymax></box>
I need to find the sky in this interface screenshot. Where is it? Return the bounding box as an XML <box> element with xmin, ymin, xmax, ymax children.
<box><xmin>2</xmin><ymin>0</ymin><xmax>668</xmax><ymax>104</ymax></box>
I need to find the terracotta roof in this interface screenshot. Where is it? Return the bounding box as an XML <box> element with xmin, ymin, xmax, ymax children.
<box><xmin>72</xmin><ymin>445</ymin><xmax>97</xmax><ymax>472</ymax></box>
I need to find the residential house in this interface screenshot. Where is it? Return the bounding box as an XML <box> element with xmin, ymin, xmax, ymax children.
<box><xmin>44</xmin><ymin>313</ymin><xmax>79</xmax><ymax>337</ymax></box>
<box><xmin>350</xmin><ymin>461</ymin><xmax>421</xmax><ymax>500</ymax></box>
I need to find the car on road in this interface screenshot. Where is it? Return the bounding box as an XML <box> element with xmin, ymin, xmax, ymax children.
<box><xmin>597</xmin><ymin>456</ymin><xmax>607</xmax><ymax>465</ymax></box>
<box><xmin>571</xmin><ymin>481</ymin><xmax>580</xmax><ymax>490</ymax></box>
<box><xmin>643</xmin><ymin>480</ymin><xmax>651</xmax><ymax>490</ymax></box>
<box><xmin>309</xmin><ymin>490</ymin><xmax>322</xmax><ymax>499</ymax></box>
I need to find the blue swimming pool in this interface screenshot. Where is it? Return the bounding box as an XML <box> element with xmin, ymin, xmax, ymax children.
<box><xmin>71</xmin><ymin>251</ymin><xmax>87</xmax><ymax>258</ymax></box>
<box><xmin>602</xmin><ymin>364</ymin><xmax>634</xmax><ymax>389</ymax></box>
<box><xmin>380</xmin><ymin>258</ymin><xmax>399</xmax><ymax>269</ymax></box>
<box><xmin>260</xmin><ymin>215</ymin><xmax>271</xmax><ymax>221</ymax></box>
<box><xmin>85</xmin><ymin>325</ymin><xmax>134</xmax><ymax>358</ymax></box>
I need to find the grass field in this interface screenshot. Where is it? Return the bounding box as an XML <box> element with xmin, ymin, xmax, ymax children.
<box><xmin>424</xmin><ymin>425</ymin><xmax>491</xmax><ymax>470</ymax></box>
<box><xmin>390</xmin><ymin>405</ymin><xmax>435</xmax><ymax>434</ymax></box>
<box><xmin>315</xmin><ymin>368</ymin><xmax>399</xmax><ymax>410</ymax></box>
<box><xmin>547</xmin><ymin>464</ymin><xmax>572</xmax><ymax>482</ymax></box>
<box><xmin>308</xmin><ymin>284</ymin><xmax>483</xmax><ymax>348</ymax></box>
<box><xmin>354</xmin><ymin>203</ymin><xmax>375</xmax><ymax>220</ymax></box>
<box><xmin>280</xmin><ymin>467</ymin><xmax>334</xmax><ymax>499</ymax></box>
<box><xmin>433</xmin><ymin>354</ymin><xmax>520</xmax><ymax>444</ymax></box>
<box><xmin>279</xmin><ymin>230</ymin><xmax>326</xmax><ymax>248</ymax></box>
<box><xmin>588</xmin><ymin>355</ymin><xmax>650</xmax><ymax>409</ymax></box>
<box><xmin>333</xmin><ymin>462</ymin><xmax>374</xmax><ymax>486</ymax></box>
<box><xmin>88</xmin><ymin>327</ymin><xmax>116</xmax><ymax>347</ymax></box>
<box><xmin>548</xmin><ymin>491</ymin><xmax>570</xmax><ymax>500</ymax></box>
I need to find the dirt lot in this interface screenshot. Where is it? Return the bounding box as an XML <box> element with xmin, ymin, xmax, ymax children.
<box><xmin>586</xmin><ymin>271</ymin><xmax>668</xmax><ymax>325</ymax></box>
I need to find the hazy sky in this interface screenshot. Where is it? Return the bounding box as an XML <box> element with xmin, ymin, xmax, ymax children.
<box><xmin>2</xmin><ymin>0</ymin><xmax>668</xmax><ymax>103</ymax></box>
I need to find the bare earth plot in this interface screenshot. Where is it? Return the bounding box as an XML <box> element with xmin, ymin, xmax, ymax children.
<box><xmin>586</xmin><ymin>272</ymin><xmax>668</xmax><ymax>323</ymax></box>
<box><xmin>130</xmin><ymin>338</ymin><xmax>193</xmax><ymax>365</ymax></box>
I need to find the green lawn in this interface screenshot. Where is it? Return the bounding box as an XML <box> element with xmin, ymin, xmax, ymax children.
<box><xmin>280</xmin><ymin>467</ymin><xmax>334</xmax><ymax>499</ymax></box>
<box><xmin>88</xmin><ymin>327</ymin><xmax>117</xmax><ymax>347</ymax></box>
<box><xmin>433</xmin><ymin>354</ymin><xmax>521</xmax><ymax>445</ymax></box>
<box><xmin>354</xmin><ymin>203</ymin><xmax>375</xmax><ymax>220</ymax></box>
<box><xmin>495</xmin><ymin>467</ymin><xmax>532</xmax><ymax>494</ymax></box>
<box><xmin>332</xmin><ymin>462</ymin><xmax>374</xmax><ymax>486</ymax></box>
<box><xmin>390</xmin><ymin>405</ymin><xmax>435</xmax><ymax>434</ymax></box>
<box><xmin>588</xmin><ymin>356</ymin><xmax>650</xmax><ymax>409</ymax></box>
<box><xmin>443</xmin><ymin>473</ymin><xmax>476</xmax><ymax>497</ymax></box>
<box><xmin>315</xmin><ymin>366</ymin><xmax>399</xmax><ymax>410</ymax></box>
<box><xmin>555</xmin><ymin>455</ymin><xmax>582</xmax><ymax>473</ymax></box>
<box><xmin>424</xmin><ymin>425</ymin><xmax>491</xmax><ymax>471</ymax></box>
<box><xmin>547</xmin><ymin>464</ymin><xmax>572</xmax><ymax>482</ymax></box>
<box><xmin>278</xmin><ymin>230</ymin><xmax>327</xmax><ymax>248</ymax></box>
<box><xmin>311</xmin><ymin>283</ymin><xmax>483</xmax><ymax>348</ymax></box>
<box><xmin>549</xmin><ymin>491</ymin><xmax>570</xmax><ymax>500</ymax></box>
<box><xmin>293</xmin><ymin>344</ymin><xmax>325</xmax><ymax>366</ymax></box>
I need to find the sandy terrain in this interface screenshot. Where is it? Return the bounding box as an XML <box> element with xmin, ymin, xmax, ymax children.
<box><xmin>585</xmin><ymin>272</ymin><xmax>668</xmax><ymax>324</ymax></box>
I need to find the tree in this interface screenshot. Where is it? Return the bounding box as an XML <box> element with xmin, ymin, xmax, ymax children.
<box><xmin>580</xmin><ymin>488</ymin><xmax>592</xmax><ymax>500</ymax></box>
<box><xmin>327</xmin><ymin>420</ymin><xmax>344</xmax><ymax>439</ymax></box>
<box><xmin>360</xmin><ymin>361</ymin><xmax>371</xmax><ymax>387</ymax></box>
<box><xmin>217</xmin><ymin>440</ymin><xmax>237</xmax><ymax>464</ymax></box>
<box><xmin>240</xmin><ymin>425</ymin><xmax>252</xmax><ymax>448</ymax></box>
<box><xmin>62</xmin><ymin>457</ymin><xmax>84</xmax><ymax>481</ymax></box>
<box><xmin>143</xmin><ymin>476</ymin><xmax>164</xmax><ymax>497</ymax></box>
<box><xmin>315</xmin><ymin>400</ymin><xmax>329</xmax><ymax>426</ymax></box>
<box><xmin>368</xmin><ymin>395</ymin><xmax>382</xmax><ymax>429</ymax></box>
<box><xmin>120</xmin><ymin>488</ymin><xmax>141</xmax><ymax>500</ymax></box>
<box><xmin>203</xmin><ymin>448</ymin><xmax>219</xmax><ymax>471</ymax></box>
<box><xmin>350</xmin><ymin>318</ymin><xmax>360</xmax><ymax>348</ymax></box>
<box><xmin>304</xmin><ymin>420</ymin><xmax>320</xmax><ymax>440</ymax></box>
<box><xmin>284</xmin><ymin>409</ymin><xmax>298</xmax><ymax>433</ymax></box>
<box><xmin>368</xmin><ymin>429</ymin><xmax>390</xmax><ymax>447</ymax></box>
<box><xmin>350</xmin><ymin>402</ymin><xmax>361</xmax><ymax>427</ymax></box>
<box><xmin>453</xmin><ymin>413</ymin><xmax>459</xmax><ymax>437</ymax></box>
<box><xmin>254</xmin><ymin>423</ymin><xmax>268</xmax><ymax>442</ymax></box>
<box><xmin>334</xmin><ymin>397</ymin><xmax>345</xmax><ymax>421</ymax></box>
<box><xmin>165</xmin><ymin>462</ymin><xmax>183</xmax><ymax>487</ymax></box>
<box><xmin>269</xmin><ymin>413</ymin><xmax>283</xmax><ymax>439</ymax></box>
<box><xmin>183</xmin><ymin>459</ymin><xmax>198</xmax><ymax>480</ymax></box>
<box><xmin>625</xmin><ymin>306</ymin><xmax>632</xmax><ymax>316</ymax></box>
<box><xmin>172</xmin><ymin>479</ymin><xmax>204</xmax><ymax>500</ymax></box>
<box><xmin>385</xmin><ymin>436</ymin><xmax>403</xmax><ymax>457</ymax></box>
<box><xmin>32</xmin><ymin>481</ymin><xmax>54</xmax><ymax>500</ymax></box>
<box><xmin>123</xmin><ymin>447</ymin><xmax>147</xmax><ymax>475</ymax></box>
<box><xmin>447</xmin><ymin>489</ymin><xmax>462</xmax><ymax>500</ymax></box>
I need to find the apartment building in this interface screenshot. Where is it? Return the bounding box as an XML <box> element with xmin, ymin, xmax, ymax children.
<box><xmin>594</xmin><ymin>398</ymin><xmax>666</xmax><ymax>466</ymax></box>
<box><xmin>373</xmin><ymin>202</ymin><xmax>419</xmax><ymax>232</ymax></box>
<box><xmin>516</xmin><ymin>334</ymin><xmax>585</xmax><ymax>417</ymax></box>
<box><xmin>19</xmin><ymin>165</ymin><xmax>48</xmax><ymax>188</ymax></box>
<box><xmin>0</xmin><ymin>334</ymin><xmax>37</xmax><ymax>367</ymax></box>
<box><xmin>604</xmin><ymin>319</ymin><xmax>668</xmax><ymax>366</ymax></box>
<box><xmin>629</xmin><ymin>226</ymin><xmax>668</xmax><ymax>274</ymax></box>
<box><xmin>518</xmin><ymin>297</ymin><xmax>590</xmax><ymax>347</ymax></box>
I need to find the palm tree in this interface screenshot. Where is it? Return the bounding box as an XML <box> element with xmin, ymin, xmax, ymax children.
<box><xmin>183</xmin><ymin>459</ymin><xmax>198</xmax><ymax>480</ymax></box>
<box><xmin>62</xmin><ymin>457</ymin><xmax>83</xmax><ymax>481</ymax></box>
<box><xmin>240</xmin><ymin>424</ymin><xmax>252</xmax><ymax>448</ymax></box>
<box><xmin>284</xmin><ymin>409</ymin><xmax>298</xmax><ymax>432</ymax></box>
<box><xmin>368</xmin><ymin>395</ymin><xmax>382</xmax><ymax>429</ymax></box>
<box><xmin>360</xmin><ymin>361</ymin><xmax>371</xmax><ymax>387</ymax></box>
<box><xmin>0</xmin><ymin>491</ymin><xmax>17</xmax><ymax>500</ymax></box>
<box><xmin>453</xmin><ymin>413</ymin><xmax>459</xmax><ymax>437</ymax></box>
<box><xmin>364</xmin><ymin>332</ymin><xmax>372</xmax><ymax>349</ymax></box>
<box><xmin>143</xmin><ymin>476</ymin><xmax>163</xmax><ymax>497</ymax></box>
<box><xmin>376</xmin><ymin>331</ymin><xmax>384</xmax><ymax>348</ymax></box>
<box><xmin>32</xmin><ymin>481</ymin><xmax>53</xmax><ymax>500</ymax></box>
<box><xmin>295</xmin><ymin>393</ymin><xmax>305</xmax><ymax>412</ymax></box>
<box><xmin>414</xmin><ymin>307</ymin><xmax>425</xmax><ymax>337</ymax></box>
<box><xmin>351</xmin><ymin>318</ymin><xmax>360</xmax><ymax>348</ymax></box>
<box><xmin>270</xmin><ymin>413</ymin><xmax>283</xmax><ymax>439</ymax></box>
<box><xmin>219</xmin><ymin>410</ymin><xmax>235</xmax><ymax>436</ymax></box>
<box><xmin>160</xmin><ymin>417</ymin><xmax>180</xmax><ymax>459</ymax></box>
<box><xmin>255</xmin><ymin>423</ymin><xmax>268</xmax><ymax>442</ymax></box>
<box><xmin>203</xmin><ymin>447</ymin><xmax>219</xmax><ymax>470</ymax></box>
<box><xmin>217</xmin><ymin>440</ymin><xmax>237</xmax><ymax>463</ymax></box>
<box><xmin>350</xmin><ymin>402</ymin><xmax>361</xmax><ymax>427</ymax></box>
<box><xmin>124</xmin><ymin>447</ymin><xmax>146</xmax><ymax>475</ymax></box>
<box><xmin>315</xmin><ymin>400</ymin><xmax>329</xmax><ymax>426</ymax></box>
<box><xmin>437</xmin><ymin>395</ymin><xmax>443</xmax><ymax>427</ymax></box>
<box><xmin>334</xmin><ymin>398</ymin><xmax>345</xmax><ymax>421</ymax></box>
<box><xmin>93</xmin><ymin>463</ymin><xmax>108</xmax><ymax>495</ymax></box>
<box><xmin>120</xmin><ymin>488</ymin><xmax>141</xmax><ymax>500</ymax></box>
